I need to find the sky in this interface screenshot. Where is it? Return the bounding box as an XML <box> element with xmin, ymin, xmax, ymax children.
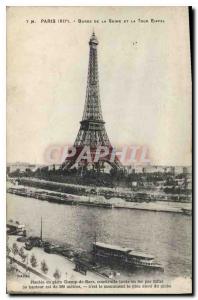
<box><xmin>7</xmin><ymin>6</ymin><xmax>191</xmax><ymax>166</ymax></box>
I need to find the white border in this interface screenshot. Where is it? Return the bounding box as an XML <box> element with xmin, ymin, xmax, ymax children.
<box><xmin>3</xmin><ymin>0</ymin><xmax>198</xmax><ymax>6</ymax></box>
<box><xmin>0</xmin><ymin>1</ymin><xmax>7</xmax><ymax>299</ymax></box>
<box><xmin>0</xmin><ymin>1</ymin><xmax>196</xmax><ymax>299</ymax></box>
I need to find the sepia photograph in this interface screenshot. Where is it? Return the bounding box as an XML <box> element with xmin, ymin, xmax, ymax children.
<box><xmin>6</xmin><ymin>6</ymin><xmax>192</xmax><ymax>294</ymax></box>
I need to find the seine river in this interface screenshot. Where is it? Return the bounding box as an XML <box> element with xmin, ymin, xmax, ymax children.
<box><xmin>7</xmin><ymin>193</ymin><xmax>192</xmax><ymax>278</ymax></box>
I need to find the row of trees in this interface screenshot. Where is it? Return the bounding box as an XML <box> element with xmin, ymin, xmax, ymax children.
<box><xmin>8</xmin><ymin>242</ymin><xmax>61</xmax><ymax>279</ymax></box>
<box><xmin>9</xmin><ymin>165</ymin><xmax>188</xmax><ymax>183</ymax></box>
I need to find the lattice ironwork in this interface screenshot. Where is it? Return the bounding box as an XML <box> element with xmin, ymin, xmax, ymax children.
<box><xmin>63</xmin><ymin>32</ymin><xmax>121</xmax><ymax>170</ymax></box>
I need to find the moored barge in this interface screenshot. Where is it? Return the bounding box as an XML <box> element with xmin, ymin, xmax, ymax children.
<box><xmin>93</xmin><ymin>242</ymin><xmax>164</xmax><ymax>272</ymax></box>
<box><xmin>7</xmin><ymin>220</ymin><xmax>26</xmax><ymax>236</ymax></box>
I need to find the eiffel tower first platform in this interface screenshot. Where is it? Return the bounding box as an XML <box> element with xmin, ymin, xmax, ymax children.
<box><xmin>62</xmin><ymin>32</ymin><xmax>121</xmax><ymax>171</ymax></box>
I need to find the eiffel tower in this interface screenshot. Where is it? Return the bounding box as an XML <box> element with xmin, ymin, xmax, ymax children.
<box><xmin>63</xmin><ymin>32</ymin><xmax>121</xmax><ymax>171</ymax></box>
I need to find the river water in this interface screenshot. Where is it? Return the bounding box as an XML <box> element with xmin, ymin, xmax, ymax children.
<box><xmin>7</xmin><ymin>193</ymin><xmax>192</xmax><ymax>278</ymax></box>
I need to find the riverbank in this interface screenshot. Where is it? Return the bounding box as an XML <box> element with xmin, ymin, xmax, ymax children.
<box><xmin>10</xmin><ymin>176</ymin><xmax>191</xmax><ymax>203</ymax></box>
<box><xmin>7</xmin><ymin>184</ymin><xmax>192</xmax><ymax>214</ymax></box>
<box><xmin>7</xmin><ymin>235</ymin><xmax>103</xmax><ymax>282</ymax></box>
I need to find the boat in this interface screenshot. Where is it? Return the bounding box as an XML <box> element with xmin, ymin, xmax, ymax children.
<box><xmin>127</xmin><ymin>250</ymin><xmax>164</xmax><ymax>271</ymax></box>
<box><xmin>25</xmin><ymin>237</ymin><xmax>41</xmax><ymax>250</ymax></box>
<box><xmin>77</xmin><ymin>200</ymin><xmax>113</xmax><ymax>208</ymax></box>
<box><xmin>43</xmin><ymin>243</ymin><xmax>63</xmax><ymax>254</ymax></box>
<box><xmin>25</xmin><ymin>217</ymin><xmax>45</xmax><ymax>250</ymax></box>
<box><xmin>92</xmin><ymin>242</ymin><xmax>164</xmax><ymax>272</ymax></box>
<box><xmin>133</xmin><ymin>192</ymin><xmax>152</xmax><ymax>203</ymax></box>
<box><xmin>7</xmin><ymin>220</ymin><xmax>26</xmax><ymax>236</ymax></box>
<box><xmin>181</xmin><ymin>208</ymin><xmax>192</xmax><ymax>216</ymax></box>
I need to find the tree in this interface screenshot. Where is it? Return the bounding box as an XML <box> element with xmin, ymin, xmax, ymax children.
<box><xmin>18</xmin><ymin>246</ymin><xmax>25</xmax><ymax>257</ymax></box>
<box><xmin>6</xmin><ymin>245</ymin><xmax>11</xmax><ymax>256</ymax></box>
<box><xmin>12</xmin><ymin>243</ymin><xmax>19</xmax><ymax>256</ymax></box>
<box><xmin>53</xmin><ymin>268</ymin><xmax>61</xmax><ymax>280</ymax></box>
<box><xmin>18</xmin><ymin>246</ymin><xmax>27</xmax><ymax>262</ymax></box>
<box><xmin>30</xmin><ymin>254</ymin><xmax>38</xmax><ymax>268</ymax></box>
<box><xmin>41</xmin><ymin>260</ymin><xmax>48</xmax><ymax>274</ymax></box>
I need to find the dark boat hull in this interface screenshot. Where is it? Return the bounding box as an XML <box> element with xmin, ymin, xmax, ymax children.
<box><xmin>94</xmin><ymin>254</ymin><xmax>164</xmax><ymax>273</ymax></box>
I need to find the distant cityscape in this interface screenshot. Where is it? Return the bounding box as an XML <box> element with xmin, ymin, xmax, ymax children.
<box><xmin>7</xmin><ymin>161</ymin><xmax>192</xmax><ymax>175</ymax></box>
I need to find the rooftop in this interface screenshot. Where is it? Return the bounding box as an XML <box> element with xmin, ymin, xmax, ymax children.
<box><xmin>94</xmin><ymin>242</ymin><xmax>132</xmax><ymax>252</ymax></box>
<box><xmin>128</xmin><ymin>250</ymin><xmax>154</xmax><ymax>259</ymax></box>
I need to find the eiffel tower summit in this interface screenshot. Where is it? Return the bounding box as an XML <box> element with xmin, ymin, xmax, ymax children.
<box><xmin>63</xmin><ymin>32</ymin><xmax>121</xmax><ymax>171</ymax></box>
